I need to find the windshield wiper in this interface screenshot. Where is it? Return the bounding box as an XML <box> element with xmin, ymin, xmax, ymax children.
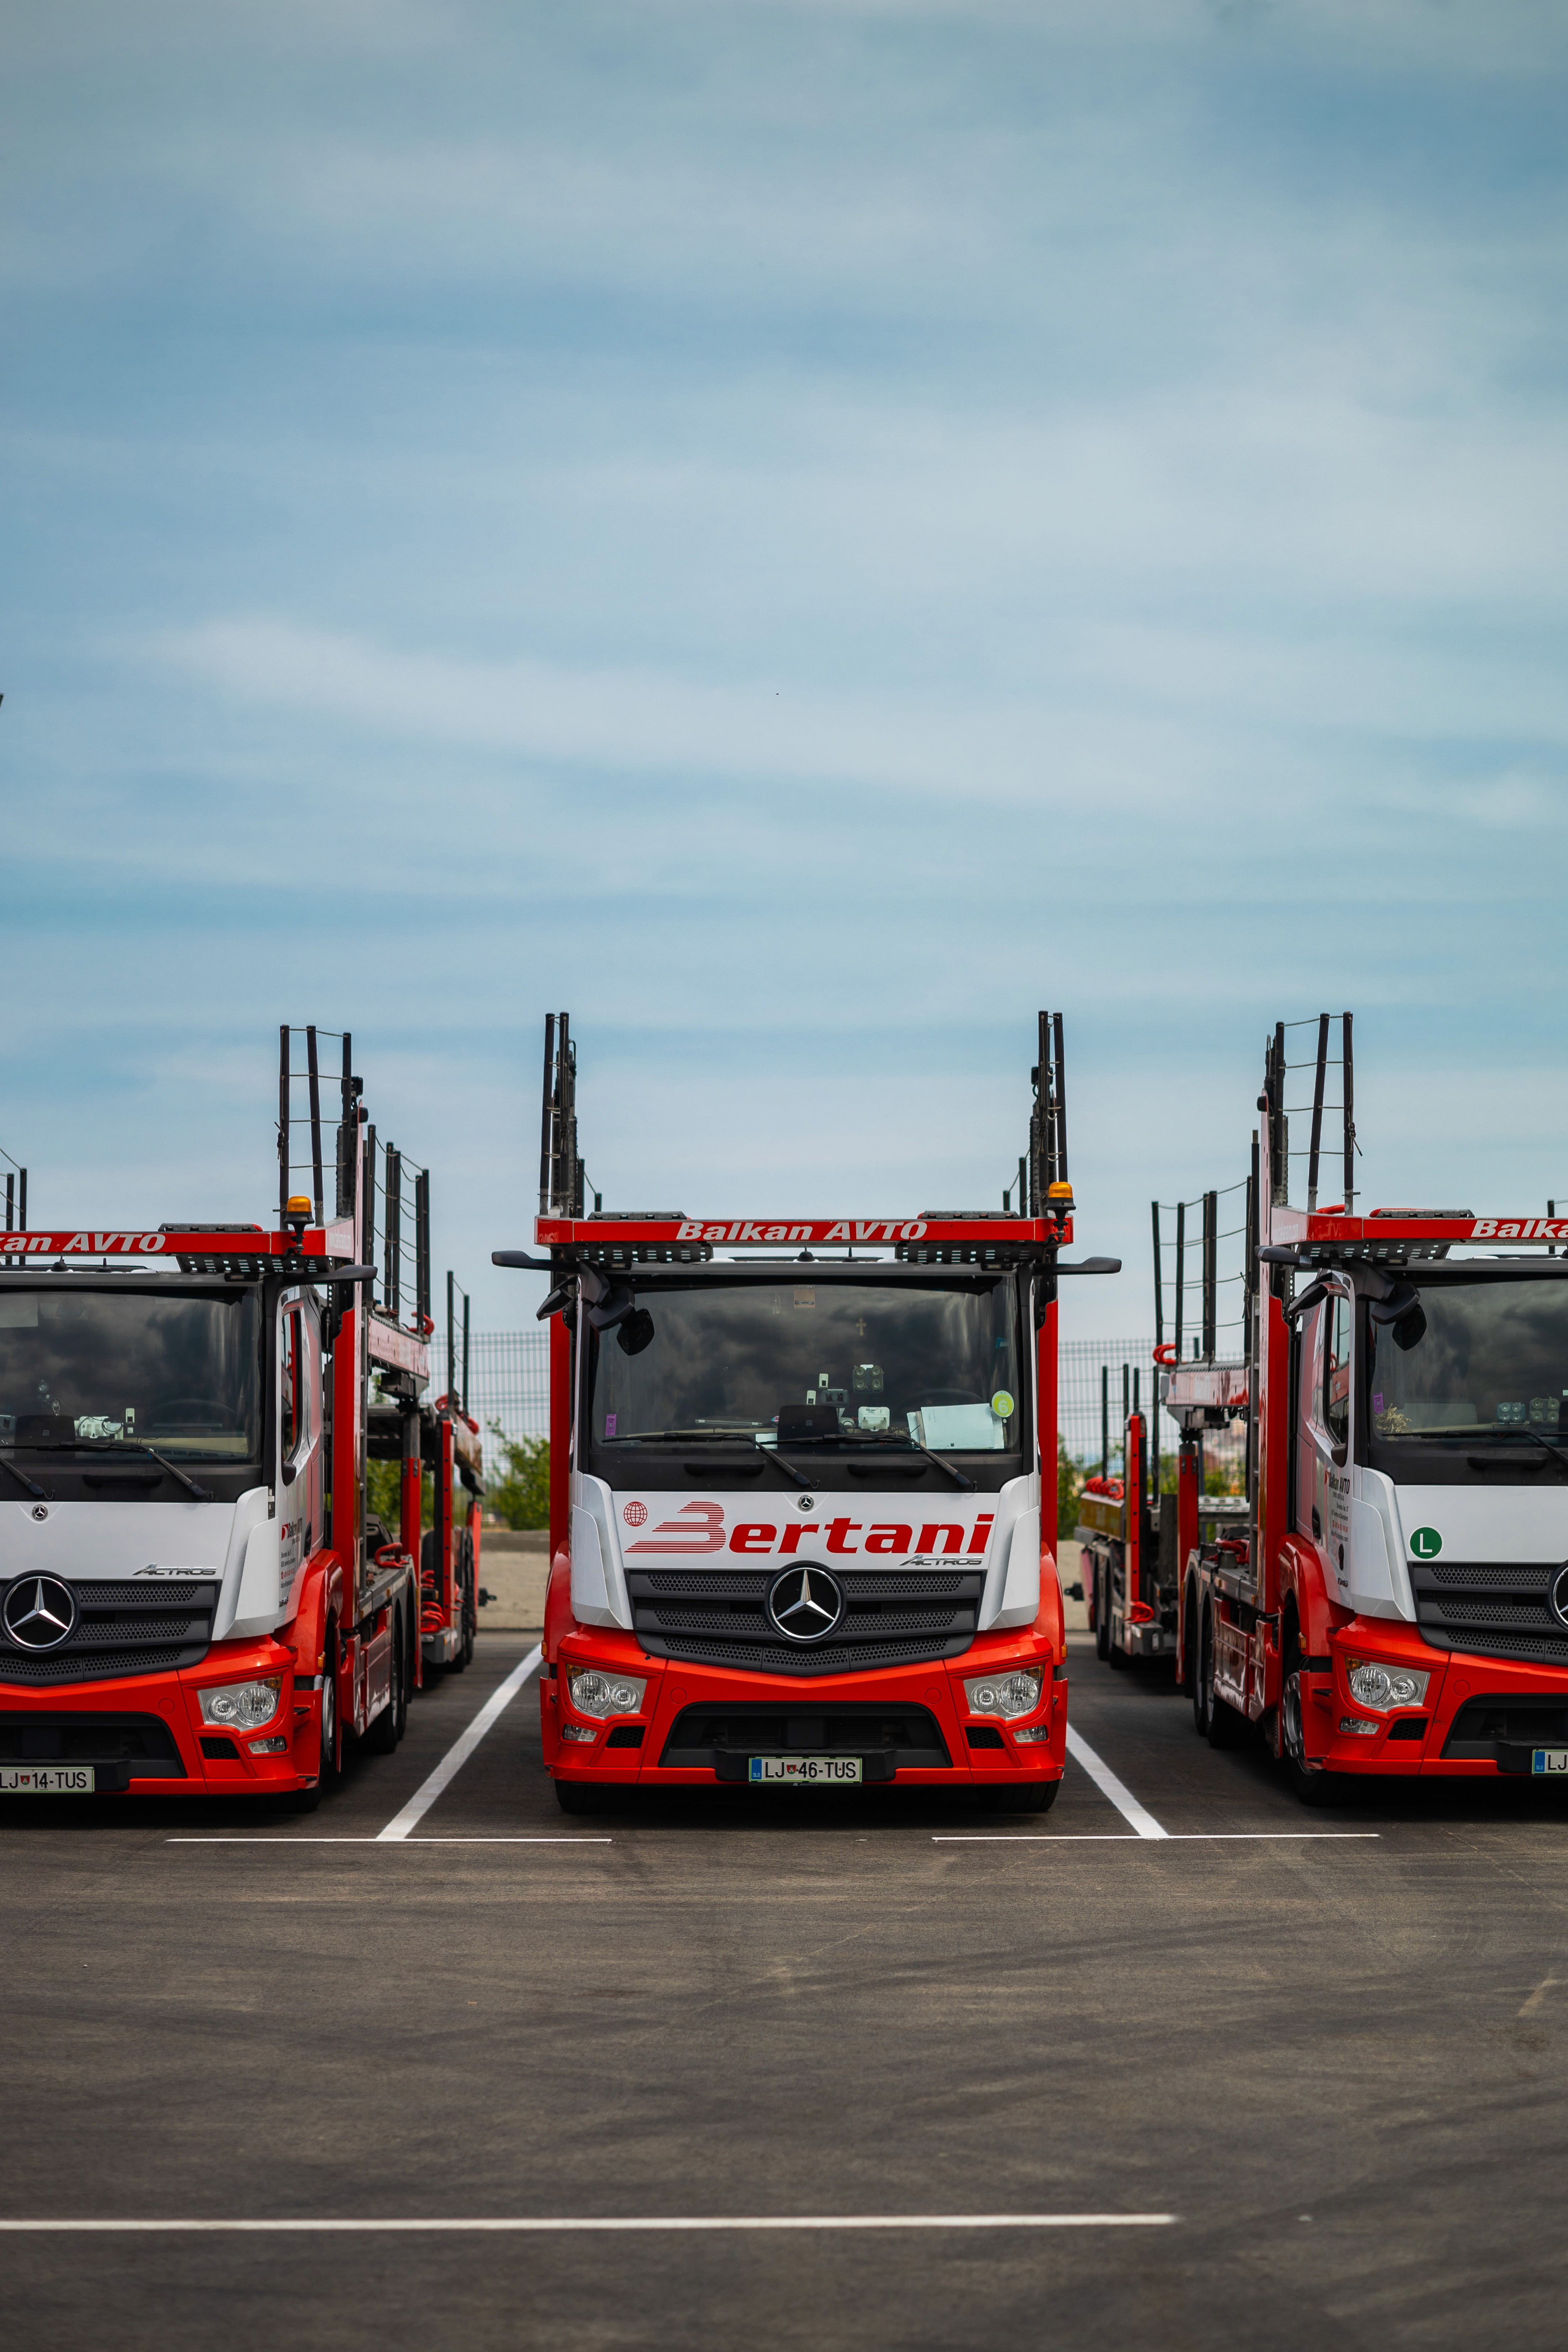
<box><xmin>0</xmin><ymin>1453</ymin><xmax>49</xmax><ymax>1500</ymax></box>
<box><xmin>617</xmin><ymin>1430</ymin><xmax>767</xmax><ymax>1443</ymax></box>
<box><xmin>755</xmin><ymin>1447</ymin><xmax>811</xmax><ymax>1491</ymax></box>
<box><xmin>616</xmin><ymin>1430</ymin><xmax>815</xmax><ymax>1490</ymax></box>
<box><xmin>1458</xmin><ymin>1429</ymin><xmax>1568</xmax><ymax>1477</ymax></box>
<box><xmin>877</xmin><ymin>1436</ymin><xmax>974</xmax><ymax>1492</ymax></box>
<box><xmin>66</xmin><ymin>1439</ymin><xmax>213</xmax><ymax>1502</ymax></box>
<box><xmin>781</xmin><ymin>1433</ymin><xmax>975</xmax><ymax>1491</ymax></box>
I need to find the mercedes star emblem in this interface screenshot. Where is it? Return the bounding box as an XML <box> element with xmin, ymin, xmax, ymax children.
<box><xmin>766</xmin><ymin>1563</ymin><xmax>844</xmax><ymax>1643</ymax></box>
<box><xmin>2</xmin><ymin>1573</ymin><xmax>79</xmax><ymax>1652</ymax></box>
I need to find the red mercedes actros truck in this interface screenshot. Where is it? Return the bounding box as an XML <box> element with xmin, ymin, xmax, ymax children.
<box><xmin>0</xmin><ymin>1025</ymin><xmax>478</xmax><ymax>1805</ymax></box>
<box><xmin>496</xmin><ymin>1012</ymin><xmax>1116</xmax><ymax>1815</ymax></box>
<box><xmin>1090</xmin><ymin>1012</ymin><xmax>1568</xmax><ymax>1802</ymax></box>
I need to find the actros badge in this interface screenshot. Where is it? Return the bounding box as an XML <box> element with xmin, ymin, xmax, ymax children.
<box><xmin>2</xmin><ymin>1574</ymin><xmax>79</xmax><ymax>1652</ymax></box>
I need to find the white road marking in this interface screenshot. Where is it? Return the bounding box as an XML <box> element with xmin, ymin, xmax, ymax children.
<box><xmin>376</xmin><ymin>1643</ymin><xmax>543</xmax><ymax>1840</ymax></box>
<box><xmin>934</xmin><ymin>1833</ymin><xmax>1380</xmax><ymax>1843</ymax></box>
<box><xmin>0</xmin><ymin>2214</ymin><xmax>1175</xmax><ymax>2233</ymax></box>
<box><xmin>1063</xmin><ymin>1724</ymin><xmax>1168</xmax><ymax>1839</ymax></box>
<box><xmin>165</xmin><ymin>1837</ymin><xmax>609</xmax><ymax>1846</ymax></box>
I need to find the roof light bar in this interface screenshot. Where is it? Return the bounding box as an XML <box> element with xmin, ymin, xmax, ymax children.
<box><xmin>534</xmin><ymin>1214</ymin><xmax>1071</xmax><ymax>1249</ymax></box>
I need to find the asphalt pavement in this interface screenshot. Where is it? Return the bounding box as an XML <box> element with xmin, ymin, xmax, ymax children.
<box><xmin>4</xmin><ymin>1629</ymin><xmax>1568</xmax><ymax>2350</ymax></box>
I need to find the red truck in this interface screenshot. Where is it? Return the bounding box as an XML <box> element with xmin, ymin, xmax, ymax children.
<box><xmin>496</xmin><ymin>1011</ymin><xmax>1117</xmax><ymax>1814</ymax></box>
<box><xmin>1088</xmin><ymin>1012</ymin><xmax>1568</xmax><ymax>1803</ymax></box>
<box><xmin>0</xmin><ymin>1025</ymin><xmax>468</xmax><ymax>1806</ymax></box>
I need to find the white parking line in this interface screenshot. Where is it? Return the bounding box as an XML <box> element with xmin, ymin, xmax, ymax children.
<box><xmin>0</xmin><ymin>2213</ymin><xmax>1175</xmax><ymax>2233</ymax></box>
<box><xmin>166</xmin><ymin>1837</ymin><xmax>610</xmax><ymax>1846</ymax></box>
<box><xmin>1063</xmin><ymin>1725</ymin><xmax>1168</xmax><ymax>1839</ymax></box>
<box><xmin>934</xmin><ymin>1833</ymin><xmax>1380</xmax><ymax>1844</ymax></box>
<box><xmin>375</xmin><ymin>1644</ymin><xmax>543</xmax><ymax>1841</ymax></box>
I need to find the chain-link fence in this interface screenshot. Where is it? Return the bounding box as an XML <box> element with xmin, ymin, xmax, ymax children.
<box><xmin>1060</xmin><ymin>1335</ymin><xmax>1241</xmax><ymax>1483</ymax></box>
<box><xmin>430</xmin><ymin>1330</ymin><xmax>551</xmax><ymax>1472</ymax></box>
<box><xmin>437</xmin><ymin>1329</ymin><xmax>1245</xmax><ymax>1482</ymax></box>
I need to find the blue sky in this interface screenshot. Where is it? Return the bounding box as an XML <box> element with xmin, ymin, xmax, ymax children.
<box><xmin>5</xmin><ymin>0</ymin><xmax>1568</xmax><ymax>1340</ymax></box>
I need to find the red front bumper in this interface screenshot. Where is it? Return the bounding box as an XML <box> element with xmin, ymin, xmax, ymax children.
<box><xmin>0</xmin><ymin>1637</ymin><xmax>315</xmax><ymax>1796</ymax></box>
<box><xmin>1303</xmin><ymin>1617</ymin><xmax>1568</xmax><ymax>1777</ymax></box>
<box><xmin>545</xmin><ymin>1627</ymin><xmax>1067</xmax><ymax>1788</ymax></box>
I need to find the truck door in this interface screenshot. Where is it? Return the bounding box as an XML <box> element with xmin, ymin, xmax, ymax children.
<box><xmin>278</xmin><ymin>1299</ymin><xmax>322</xmax><ymax>1614</ymax></box>
<box><xmin>1294</xmin><ymin>1289</ymin><xmax>1351</xmax><ymax>1603</ymax></box>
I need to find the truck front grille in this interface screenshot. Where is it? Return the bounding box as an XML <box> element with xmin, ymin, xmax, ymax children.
<box><xmin>629</xmin><ymin>1567</ymin><xmax>982</xmax><ymax>1678</ymax></box>
<box><xmin>0</xmin><ymin>1580</ymin><xmax>220</xmax><ymax>1687</ymax></box>
<box><xmin>1412</xmin><ymin>1562</ymin><xmax>1568</xmax><ymax>1669</ymax></box>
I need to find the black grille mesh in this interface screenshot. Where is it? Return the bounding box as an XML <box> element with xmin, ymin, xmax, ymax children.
<box><xmin>627</xmin><ymin>1563</ymin><xmax>983</xmax><ymax>1677</ymax></box>
<box><xmin>654</xmin><ymin>1634</ymin><xmax>967</xmax><ymax>1675</ymax></box>
<box><xmin>647</xmin><ymin>1601</ymin><xmax>967</xmax><ymax>1638</ymax></box>
<box><xmin>0</xmin><ymin>1577</ymin><xmax>220</xmax><ymax>1686</ymax></box>
<box><xmin>1426</xmin><ymin>1562</ymin><xmax>1553</xmax><ymax>1590</ymax></box>
<box><xmin>1413</xmin><ymin>1561</ymin><xmax>1568</xmax><ymax>1669</ymax></box>
<box><xmin>0</xmin><ymin>1646</ymin><xmax>193</xmax><ymax>1684</ymax></box>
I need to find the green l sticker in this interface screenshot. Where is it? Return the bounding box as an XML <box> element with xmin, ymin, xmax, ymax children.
<box><xmin>1410</xmin><ymin>1526</ymin><xmax>1442</xmax><ymax>1560</ymax></box>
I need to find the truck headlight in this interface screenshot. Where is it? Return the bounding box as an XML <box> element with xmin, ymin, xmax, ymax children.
<box><xmin>199</xmin><ymin>1678</ymin><xmax>282</xmax><ymax>1730</ymax></box>
<box><xmin>566</xmin><ymin>1668</ymin><xmax>646</xmax><ymax>1720</ymax></box>
<box><xmin>963</xmin><ymin>1667</ymin><xmax>1044</xmax><ymax>1719</ymax></box>
<box><xmin>1345</xmin><ymin>1659</ymin><xmax>1429</xmax><ymax>1713</ymax></box>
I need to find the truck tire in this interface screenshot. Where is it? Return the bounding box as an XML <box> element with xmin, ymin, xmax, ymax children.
<box><xmin>318</xmin><ymin>1628</ymin><xmax>342</xmax><ymax>1794</ymax></box>
<box><xmin>1106</xmin><ymin>1567</ymin><xmax>1127</xmax><ymax>1670</ymax></box>
<box><xmin>366</xmin><ymin>1618</ymin><xmax>402</xmax><ymax>1753</ymax></box>
<box><xmin>1191</xmin><ymin>1597</ymin><xmax>1212</xmax><ymax>1737</ymax></box>
<box><xmin>450</xmin><ymin>1543</ymin><xmax>472</xmax><ymax>1673</ymax></box>
<box><xmin>1281</xmin><ymin>1631</ymin><xmax>1343</xmax><ymax>1806</ymax></box>
<box><xmin>395</xmin><ymin>1605</ymin><xmax>411</xmax><ymax>1739</ymax></box>
<box><xmin>459</xmin><ymin>1536</ymin><xmax>476</xmax><ymax>1668</ymax></box>
<box><xmin>287</xmin><ymin>1632</ymin><xmax>337</xmax><ymax>1813</ymax></box>
<box><xmin>976</xmin><ymin>1779</ymin><xmax>1060</xmax><ymax>1815</ymax></box>
<box><xmin>1094</xmin><ymin>1561</ymin><xmax>1111</xmax><ymax>1662</ymax></box>
<box><xmin>1204</xmin><ymin>1608</ymin><xmax>1246</xmax><ymax>1749</ymax></box>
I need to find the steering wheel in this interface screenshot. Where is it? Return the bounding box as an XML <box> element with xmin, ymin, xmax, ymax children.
<box><xmin>147</xmin><ymin>1396</ymin><xmax>236</xmax><ymax>1429</ymax></box>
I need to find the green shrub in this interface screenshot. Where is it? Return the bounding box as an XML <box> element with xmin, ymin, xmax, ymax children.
<box><xmin>365</xmin><ymin>1458</ymin><xmax>433</xmax><ymax>1535</ymax></box>
<box><xmin>487</xmin><ymin>1424</ymin><xmax>550</xmax><ymax>1531</ymax></box>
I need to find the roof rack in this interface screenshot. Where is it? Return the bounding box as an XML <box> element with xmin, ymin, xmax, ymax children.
<box><xmin>521</xmin><ymin>1010</ymin><xmax>1077</xmax><ymax>1269</ymax></box>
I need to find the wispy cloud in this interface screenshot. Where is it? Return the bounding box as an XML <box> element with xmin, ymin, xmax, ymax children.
<box><xmin>6</xmin><ymin>0</ymin><xmax>1568</xmax><ymax>1338</ymax></box>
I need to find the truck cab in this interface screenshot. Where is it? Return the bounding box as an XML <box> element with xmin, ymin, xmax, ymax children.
<box><xmin>0</xmin><ymin>1249</ymin><xmax>343</xmax><ymax>1793</ymax></box>
<box><xmin>1280</xmin><ymin>1248</ymin><xmax>1568</xmax><ymax>1775</ymax></box>
<box><xmin>0</xmin><ymin>1026</ymin><xmax>436</xmax><ymax>1802</ymax></box>
<box><xmin>1165</xmin><ymin>1012</ymin><xmax>1568</xmax><ymax>1796</ymax></box>
<box><xmin>499</xmin><ymin>1010</ymin><xmax>1116</xmax><ymax>1813</ymax></box>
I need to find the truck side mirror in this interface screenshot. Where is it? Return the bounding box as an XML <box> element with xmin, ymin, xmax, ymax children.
<box><xmin>616</xmin><ymin>1310</ymin><xmax>655</xmax><ymax>1357</ymax></box>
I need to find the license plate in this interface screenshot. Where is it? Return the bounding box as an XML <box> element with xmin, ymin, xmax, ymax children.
<box><xmin>1532</xmin><ymin>1749</ymin><xmax>1568</xmax><ymax>1776</ymax></box>
<box><xmin>0</xmin><ymin>1766</ymin><xmax>96</xmax><ymax>1793</ymax></box>
<box><xmin>748</xmin><ymin>1756</ymin><xmax>862</xmax><ymax>1785</ymax></box>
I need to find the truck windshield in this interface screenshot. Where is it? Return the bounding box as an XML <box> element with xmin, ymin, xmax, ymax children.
<box><xmin>590</xmin><ymin>1277</ymin><xmax>1022</xmax><ymax>1454</ymax></box>
<box><xmin>1367</xmin><ymin>1277</ymin><xmax>1568</xmax><ymax>1456</ymax></box>
<box><xmin>0</xmin><ymin>1287</ymin><xmax>261</xmax><ymax>1461</ymax></box>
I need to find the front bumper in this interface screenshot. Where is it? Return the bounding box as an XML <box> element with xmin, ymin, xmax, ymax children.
<box><xmin>1301</xmin><ymin>1618</ymin><xmax>1568</xmax><ymax>1776</ymax></box>
<box><xmin>545</xmin><ymin>1629</ymin><xmax>1067</xmax><ymax>1787</ymax></box>
<box><xmin>0</xmin><ymin>1636</ymin><xmax>314</xmax><ymax>1795</ymax></box>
